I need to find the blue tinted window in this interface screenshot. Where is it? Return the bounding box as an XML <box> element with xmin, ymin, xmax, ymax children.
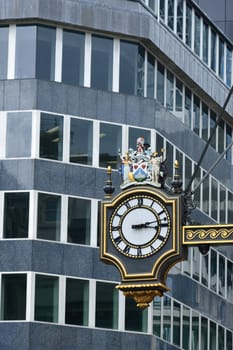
<box><xmin>36</xmin><ymin>26</ymin><xmax>56</xmax><ymax>80</ymax></box>
<box><xmin>15</xmin><ymin>26</ymin><xmax>36</xmax><ymax>78</ymax></box>
<box><xmin>0</xmin><ymin>27</ymin><xmax>8</xmax><ymax>79</ymax></box>
<box><xmin>40</xmin><ymin>113</ymin><xmax>63</xmax><ymax>161</ymax></box>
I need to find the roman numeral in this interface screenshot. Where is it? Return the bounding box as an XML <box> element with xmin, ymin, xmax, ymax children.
<box><xmin>123</xmin><ymin>245</ymin><xmax>131</xmax><ymax>254</ymax></box>
<box><xmin>137</xmin><ymin>197</ymin><xmax>143</xmax><ymax>206</ymax></box>
<box><xmin>112</xmin><ymin>225</ymin><xmax>121</xmax><ymax>231</ymax></box>
<box><xmin>114</xmin><ymin>236</ymin><xmax>122</xmax><ymax>245</ymax></box>
<box><xmin>137</xmin><ymin>247</ymin><xmax>142</xmax><ymax>256</ymax></box>
<box><xmin>125</xmin><ymin>202</ymin><xmax>131</xmax><ymax>209</ymax></box>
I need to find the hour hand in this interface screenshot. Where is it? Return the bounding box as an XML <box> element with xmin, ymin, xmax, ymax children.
<box><xmin>131</xmin><ymin>223</ymin><xmax>146</xmax><ymax>229</ymax></box>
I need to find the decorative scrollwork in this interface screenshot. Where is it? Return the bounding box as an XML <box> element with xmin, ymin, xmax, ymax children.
<box><xmin>186</xmin><ymin>228</ymin><xmax>233</xmax><ymax>241</ymax></box>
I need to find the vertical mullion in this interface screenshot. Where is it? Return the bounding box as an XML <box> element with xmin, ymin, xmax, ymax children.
<box><xmin>144</xmin><ymin>50</ymin><xmax>148</xmax><ymax>97</ymax></box>
<box><xmin>90</xmin><ymin>199</ymin><xmax>98</xmax><ymax>247</ymax></box>
<box><xmin>7</xmin><ymin>24</ymin><xmax>16</xmax><ymax>79</ymax></box>
<box><xmin>84</xmin><ymin>33</ymin><xmax>91</xmax><ymax>88</ymax></box>
<box><xmin>60</xmin><ymin>195</ymin><xmax>68</xmax><ymax>243</ymax></box>
<box><xmin>55</xmin><ymin>27</ymin><xmax>62</xmax><ymax>82</ymax></box>
<box><xmin>59</xmin><ymin>275</ymin><xmax>66</xmax><ymax>324</ymax></box>
<box><xmin>118</xmin><ymin>291</ymin><xmax>125</xmax><ymax>331</ymax></box>
<box><xmin>63</xmin><ymin>115</ymin><xmax>70</xmax><ymax>163</ymax></box>
<box><xmin>89</xmin><ymin>279</ymin><xmax>96</xmax><ymax>327</ymax></box>
<box><xmin>28</xmin><ymin>191</ymin><xmax>37</xmax><ymax>239</ymax></box>
<box><xmin>92</xmin><ymin>120</ymin><xmax>100</xmax><ymax>168</ymax></box>
<box><xmin>26</xmin><ymin>272</ymin><xmax>35</xmax><ymax>321</ymax></box>
<box><xmin>112</xmin><ymin>38</ymin><xmax>120</xmax><ymax>93</ymax></box>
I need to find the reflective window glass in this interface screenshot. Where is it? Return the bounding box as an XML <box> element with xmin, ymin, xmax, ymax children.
<box><xmin>68</xmin><ymin>197</ymin><xmax>91</xmax><ymax>245</ymax></box>
<box><xmin>65</xmin><ymin>278</ymin><xmax>89</xmax><ymax>326</ymax></box>
<box><xmin>147</xmin><ymin>52</ymin><xmax>155</xmax><ymax>98</ymax></box>
<box><xmin>37</xmin><ymin>193</ymin><xmax>61</xmax><ymax>241</ymax></box>
<box><xmin>173</xmin><ymin>301</ymin><xmax>181</xmax><ymax>346</ymax></box>
<box><xmin>70</xmin><ymin>118</ymin><xmax>93</xmax><ymax>165</ymax></box>
<box><xmin>194</xmin><ymin>13</ymin><xmax>200</xmax><ymax>56</ymax></box>
<box><xmin>210</xmin><ymin>249</ymin><xmax>217</xmax><ymax>292</ymax></box>
<box><xmin>36</xmin><ymin>26</ymin><xmax>56</xmax><ymax>80</ymax></box>
<box><xmin>202</xmin><ymin>22</ymin><xmax>209</xmax><ymax>64</ymax></box>
<box><xmin>211</xmin><ymin>177</ymin><xmax>218</xmax><ymax>221</ymax></box>
<box><xmin>153</xmin><ymin>297</ymin><xmax>161</xmax><ymax>337</ymax></box>
<box><xmin>35</xmin><ymin>274</ymin><xmax>58</xmax><ymax>323</ymax></box>
<box><xmin>182</xmin><ymin>306</ymin><xmax>190</xmax><ymax>350</ymax></box>
<box><xmin>156</xmin><ymin>133</ymin><xmax>164</xmax><ymax>155</ymax></box>
<box><xmin>201</xmin><ymin>102</ymin><xmax>208</xmax><ymax>141</ymax></box>
<box><xmin>219</xmin><ymin>254</ymin><xmax>226</xmax><ymax>297</ymax></box>
<box><xmin>166</xmin><ymin>141</ymin><xmax>174</xmax><ymax>186</ymax></box>
<box><xmin>119</xmin><ymin>41</ymin><xmax>145</xmax><ymax>96</ymax></box>
<box><xmin>168</xmin><ymin>0</ymin><xmax>174</xmax><ymax>30</ymax></box>
<box><xmin>201</xmin><ymin>254</ymin><xmax>209</xmax><ymax>286</ymax></box>
<box><xmin>210</xmin><ymin>321</ymin><xmax>216</xmax><ymax>350</ymax></box>
<box><xmin>184</xmin><ymin>156</ymin><xmax>192</xmax><ymax>191</ymax></box>
<box><xmin>4</xmin><ymin>192</ymin><xmax>29</xmax><ymax>238</ymax></box>
<box><xmin>211</xmin><ymin>30</ymin><xmax>216</xmax><ymax>72</ymax></box>
<box><xmin>1</xmin><ymin>274</ymin><xmax>27</xmax><ymax>320</ymax></box>
<box><xmin>176</xmin><ymin>0</ymin><xmax>183</xmax><ymax>39</ymax></box>
<box><xmin>160</xmin><ymin>0</ymin><xmax>165</xmax><ymax>20</ymax></box>
<box><xmin>193</xmin><ymin>95</ymin><xmax>200</xmax><ymax>136</ymax></box>
<box><xmin>125</xmin><ymin>297</ymin><xmax>147</xmax><ymax>332</ymax></box>
<box><xmin>129</xmin><ymin>127</ymin><xmax>150</xmax><ymax>150</ymax></box>
<box><xmin>175</xmin><ymin>78</ymin><xmax>183</xmax><ymax>113</ymax></box>
<box><xmin>157</xmin><ymin>62</ymin><xmax>165</xmax><ymax>105</ymax></box>
<box><xmin>218</xmin><ymin>120</ymin><xmax>224</xmax><ymax>154</ymax></box>
<box><xmin>202</xmin><ymin>172</ymin><xmax>209</xmax><ymax>215</ymax></box>
<box><xmin>210</xmin><ymin>110</ymin><xmax>216</xmax><ymax>150</ymax></box>
<box><xmin>219</xmin><ymin>38</ymin><xmax>225</xmax><ymax>79</ymax></box>
<box><xmin>95</xmin><ymin>282</ymin><xmax>118</xmax><ymax>329</ymax></box>
<box><xmin>149</xmin><ymin>0</ymin><xmax>155</xmax><ymax>11</ymax></box>
<box><xmin>6</xmin><ymin>112</ymin><xmax>32</xmax><ymax>158</ymax></box>
<box><xmin>227</xmin><ymin>260</ymin><xmax>233</xmax><ymax>302</ymax></box>
<box><xmin>184</xmin><ymin>87</ymin><xmax>191</xmax><ymax>128</ymax></box>
<box><xmin>226</xmin><ymin>124</ymin><xmax>232</xmax><ymax>162</ymax></box>
<box><xmin>40</xmin><ymin>113</ymin><xmax>63</xmax><ymax>161</ymax></box>
<box><xmin>201</xmin><ymin>317</ymin><xmax>208</xmax><ymax>349</ymax></box>
<box><xmin>0</xmin><ymin>26</ymin><xmax>8</xmax><ymax>79</ymax></box>
<box><xmin>163</xmin><ymin>296</ymin><xmax>171</xmax><ymax>341</ymax></box>
<box><xmin>15</xmin><ymin>26</ymin><xmax>36</xmax><ymax>78</ymax></box>
<box><xmin>228</xmin><ymin>191</ymin><xmax>233</xmax><ymax>224</ymax></box>
<box><xmin>62</xmin><ymin>30</ymin><xmax>84</xmax><ymax>86</ymax></box>
<box><xmin>227</xmin><ymin>331</ymin><xmax>233</xmax><ymax>350</ymax></box>
<box><xmin>193</xmin><ymin>165</ymin><xmax>200</xmax><ymax>209</ymax></box>
<box><xmin>186</xmin><ymin>5</ymin><xmax>192</xmax><ymax>47</ymax></box>
<box><xmin>226</xmin><ymin>46</ymin><xmax>232</xmax><ymax>87</ymax></box>
<box><xmin>166</xmin><ymin>70</ymin><xmax>174</xmax><ymax>110</ymax></box>
<box><xmin>99</xmin><ymin>123</ymin><xmax>122</xmax><ymax>169</ymax></box>
<box><xmin>192</xmin><ymin>311</ymin><xmax>199</xmax><ymax>349</ymax></box>
<box><xmin>220</xmin><ymin>185</ymin><xmax>226</xmax><ymax>223</ymax></box>
<box><xmin>192</xmin><ymin>247</ymin><xmax>200</xmax><ymax>281</ymax></box>
<box><xmin>91</xmin><ymin>35</ymin><xmax>113</xmax><ymax>91</ymax></box>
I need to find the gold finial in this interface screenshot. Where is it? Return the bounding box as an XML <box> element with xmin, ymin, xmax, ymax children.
<box><xmin>103</xmin><ymin>166</ymin><xmax>115</xmax><ymax>199</ymax></box>
<box><xmin>174</xmin><ymin>160</ymin><xmax>179</xmax><ymax>169</ymax></box>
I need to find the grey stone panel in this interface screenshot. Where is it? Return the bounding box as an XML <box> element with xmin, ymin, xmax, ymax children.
<box><xmin>0</xmin><ymin>159</ymin><xmax>35</xmax><ymax>190</ymax></box>
<box><xmin>0</xmin><ymin>323</ymin><xmax>30</xmax><ymax>350</ymax></box>
<box><xmin>0</xmin><ymin>240</ymin><xmax>33</xmax><ymax>272</ymax></box>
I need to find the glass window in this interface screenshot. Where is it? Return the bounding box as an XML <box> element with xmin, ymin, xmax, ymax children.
<box><xmin>175</xmin><ymin>78</ymin><xmax>183</xmax><ymax>112</ymax></box>
<box><xmin>160</xmin><ymin>0</ymin><xmax>165</xmax><ymax>20</ymax></box>
<box><xmin>1</xmin><ymin>274</ymin><xmax>27</xmax><ymax>320</ymax></box>
<box><xmin>209</xmin><ymin>321</ymin><xmax>217</xmax><ymax>350</ymax></box>
<box><xmin>211</xmin><ymin>177</ymin><xmax>218</xmax><ymax>220</ymax></box>
<box><xmin>6</xmin><ymin>112</ymin><xmax>32</xmax><ymax>158</ymax></box>
<box><xmin>149</xmin><ymin>0</ymin><xmax>155</xmax><ymax>11</ymax></box>
<box><xmin>202</xmin><ymin>22</ymin><xmax>209</xmax><ymax>64</ymax></box>
<box><xmin>70</xmin><ymin>118</ymin><xmax>93</xmax><ymax>165</ymax></box>
<box><xmin>156</xmin><ymin>133</ymin><xmax>164</xmax><ymax>155</ymax></box>
<box><xmin>119</xmin><ymin>41</ymin><xmax>145</xmax><ymax>96</ymax></box>
<box><xmin>40</xmin><ymin>113</ymin><xmax>63</xmax><ymax>161</ymax></box>
<box><xmin>0</xmin><ymin>26</ymin><xmax>8</xmax><ymax>79</ymax></box>
<box><xmin>184</xmin><ymin>156</ymin><xmax>192</xmax><ymax>191</ymax></box>
<box><xmin>65</xmin><ymin>278</ymin><xmax>89</xmax><ymax>326</ymax></box>
<box><xmin>168</xmin><ymin>0</ymin><xmax>174</xmax><ymax>30</ymax></box>
<box><xmin>95</xmin><ymin>282</ymin><xmax>118</xmax><ymax>329</ymax></box>
<box><xmin>220</xmin><ymin>185</ymin><xmax>226</xmax><ymax>223</ymax></box>
<box><xmin>184</xmin><ymin>87</ymin><xmax>191</xmax><ymax>128</ymax></box>
<box><xmin>125</xmin><ymin>297</ymin><xmax>147</xmax><ymax>332</ymax></box>
<box><xmin>185</xmin><ymin>5</ymin><xmax>192</xmax><ymax>47</ymax></box>
<box><xmin>62</xmin><ymin>30</ymin><xmax>84</xmax><ymax>86</ymax></box>
<box><xmin>201</xmin><ymin>254</ymin><xmax>209</xmax><ymax>286</ymax></box>
<box><xmin>166</xmin><ymin>141</ymin><xmax>174</xmax><ymax>185</ymax></box>
<box><xmin>192</xmin><ymin>311</ymin><xmax>199</xmax><ymax>349</ymax></box>
<box><xmin>153</xmin><ymin>297</ymin><xmax>161</xmax><ymax>337</ymax></box>
<box><xmin>211</xmin><ymin>30</ymin><xmax>216</xmax><ymax>72</ymax></box>
<box><xmin>4</xmin><ymin>192</ymin><xmax>29</xmax><ymax>238</ymax></box>
<box><xmin>166</xmin><ymin>70</ymin><xmax>174</xmax><ymax>110</ymax></box>
<box><xmin>99</xmin><ymin>123</ymin><xmax>122</xmax><ymax>169</ymax></box>
<box><xmin>91</xmin><ymin>35</ymin><xmax>113</xmax><ymax>91</ymax></box>
<box><xmin>176</xmin><ymin>0</ymin><xmax>183</xmax><ymax>39</ymax></box>
<box><xmin>218</xmin><ymin>120</ymin><xmax>224</xmax><ymax>154</ymax></box>
<box><xmin>129</xmin><ymin>127</ymin><xmax>150</xmax><ymax>150</ymax></box>
<box><xmin>202</xmin><ymin>103</ymin><xmax>208</xmax><ymax>141</ymax></box>
<box><xmin>193</xmin><ymin>165</ymin><xmax>201</xmax><ymax>209</ymax></box>
<box><xmin>15</xmin><ymin>25</ymin><xmax>36</xmax><ymax>78</ymax></box>
<box><xmin>219</xmin><ymin>254</ymin><xmax>226</xmax><ymax>296</ymax></box>
<box><xmin>219</xmin><ymin>38</ymin><xmax>225</xmax><ymax>79</ymax></box>
<box><xmin>202</xmin><ymin>172</ymin><xmax>209</xmax><ymax>215</ymax></box>
<box><xmin>227</xmin><ymin>331</ymin><xmax>233</xmax><ymax>350</ymax></box>
<box><xmin>68</xmin><ymin>197</ymin><xmax>91</xmax><ymax>245</ymax></box>
<box><xmin>163</xmin><ymin>295</ymin><xmax>171</xmax><ymax>342</ymax></box>
<box><xmin>228</xmin><ymin>191</ymin><xmax>233</xmax><ymax>224</ymax></box>
<box><xmin>194</xmin><ymin>13</ymin><xmax>200</xmax><ymax>56</ymax></box>
<box><xmin>157</xmin><ymin>62</ymin><xmax>165</xmax><ymax>105</ymax></box>
<box><xmin>173</xmin><ymin>301</ymin><xmax>181</xmax><ymax>346</ymax></box>
<box><xmin>227</xmin><ymin>260</ymin><xmax>233</xmax><ymax>303</ymax></box>
<box><xmin>37</xmin><ymin>193</ymin><xmax>61</xmax><ymax>241</ymax></box>
<box><xmin>193</xmin><ymin>95</ymin><xmax>200</xmax><ymax>136</ymax></box>
<box><xmin>35</xmin><ymin>274</ymin><xmax>58</xmax><ymax>322</ymax></box>
<box><xmin>226</xmin><ymin>46</ymin><xmax>232</xmax><ymax>87</ymax></box>
<box><xmin>210</xmin><ymin>249</ymin><xmax>217</xmax><ymax>292</ymax></box>
<box><xmin>210</xmin><ymin>110</ymin><xmax>216</xmax><ymax>150</ymax></box>
<box><xmin>192</xmin><ymin>247</ymin><xmax>200</xmax><ymax>281</ymax></box>
<box><xmin>147</xmin><ymin>52</ymin><xmax>155</xmax><ymax>98</ymax></box>
<box><xmin>182</xmin><ymin>306</ymin><xmax>190</xmax><ymax>350</ymax></box>
<box><xmin>36</xmin><ymin>26</ymin><xmax>56</xmax><ymax>80</ymax></box>
<box><xmin>226</xmin><ymin>124</ymin><xmax>232</xmax><ymax>162</ymax></box>
<box><xmin>201</xmin><ymin>317</ymin><xmax>208</xmax><ymax>349</ymax></box>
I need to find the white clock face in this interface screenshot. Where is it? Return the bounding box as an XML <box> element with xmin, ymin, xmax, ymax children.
<box><xmin>109</xmin><ymin>194</ymin><xmax>171</xmax><ymax>258</ymax></box>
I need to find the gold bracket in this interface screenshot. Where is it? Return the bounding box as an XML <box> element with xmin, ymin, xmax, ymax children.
<box><xmin>183</xmin><ymin>224</ymin><xmax>233</xmax><ymax>245</ymax></box>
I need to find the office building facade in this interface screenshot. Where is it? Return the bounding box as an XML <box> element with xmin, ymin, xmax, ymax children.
<box><xmin>0</xmin><ymin>0</ymin><xmax>233</xmax><ymax>349</ymax></box>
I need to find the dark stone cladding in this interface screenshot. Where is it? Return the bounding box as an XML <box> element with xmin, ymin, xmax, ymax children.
<box><xmin>0</xmin><ymin>79</ymin><xmax>232</xmax><ymax>191</ymax></box>
<box><xmin>0</xmin><ymin>0</ymin><xmax>231</xmax><ymax>117</ymax></box>
<box><xmin>0</xmin><ymin>322</ymin><xmax>173</xmax><ymax>350</ymax></box>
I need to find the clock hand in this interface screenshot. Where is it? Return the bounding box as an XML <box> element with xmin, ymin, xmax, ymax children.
<box><xmin>131</xmin><ymin>221</ymin><xmax>158</xmax><ymax>229</ymax></box>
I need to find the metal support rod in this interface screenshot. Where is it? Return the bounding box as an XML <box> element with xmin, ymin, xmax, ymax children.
<box><xmin>185</xmin><ymin>85</ymin><xmax>233</xmax><ymax>194</ymax></box>
<box><xmin>192</xmin><ymin>138</ymin><xmax>233</xmax><ymax>194</ymax></box>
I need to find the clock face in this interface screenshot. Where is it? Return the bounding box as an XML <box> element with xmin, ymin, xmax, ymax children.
<box><xmin>109</xmin><ymin>194</ymin><xmax>171</xmax><ymax>258</ymax></box>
